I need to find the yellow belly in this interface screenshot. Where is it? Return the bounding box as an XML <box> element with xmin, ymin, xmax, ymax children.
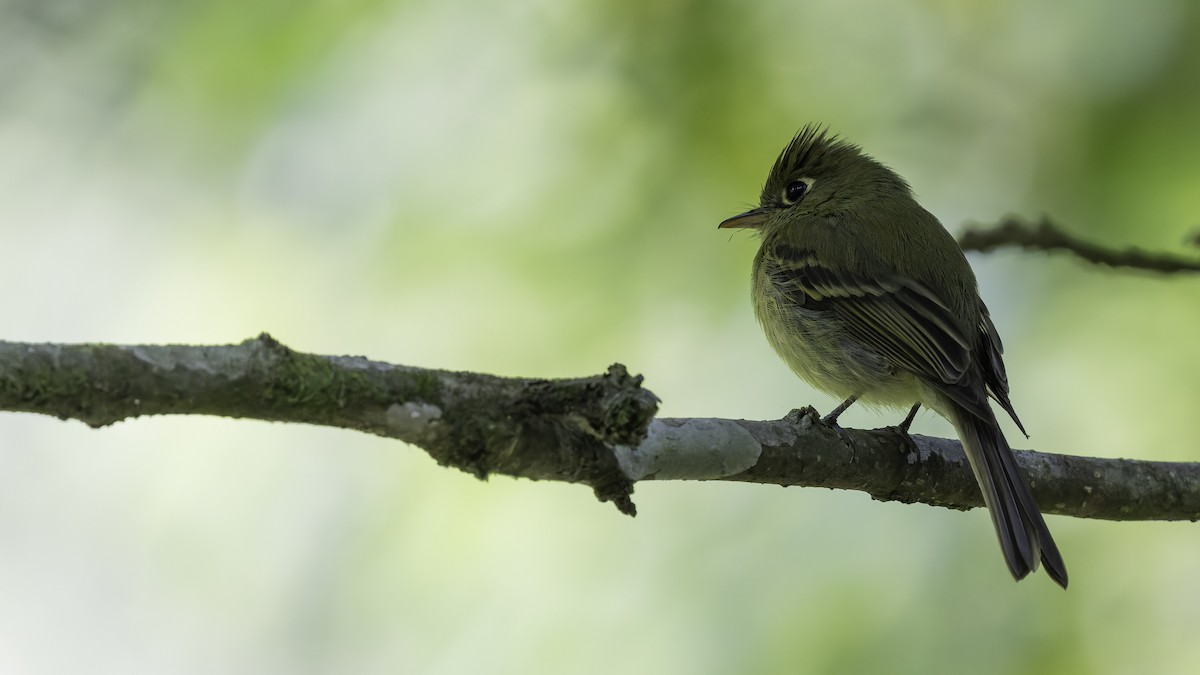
<box><xmin>752</xmin><ymin>265</ymin><xmax>928</xmax><ymax>412</ymax></box>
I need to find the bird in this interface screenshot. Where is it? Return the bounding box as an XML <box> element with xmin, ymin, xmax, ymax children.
<box><xmin>719</xmin><ymin>125</ymin><xmax>1067</xmax><ymax>587</ymax></box>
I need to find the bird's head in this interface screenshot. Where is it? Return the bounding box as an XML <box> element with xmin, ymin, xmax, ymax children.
<box><xmin>719</xmin><ymin>124</ymin><xmax>912</xmax><ymax>238</ymax></box>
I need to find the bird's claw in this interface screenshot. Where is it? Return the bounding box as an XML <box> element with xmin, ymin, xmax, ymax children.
<box><xmin>821</xmin><ymin>412</ymin><xmax>857</xmax><ymax>449</ymax></box>
<box><xmin>886</xmin><ymin>425</ymin><xmax>922</xmax><ymax>459</ymax></box>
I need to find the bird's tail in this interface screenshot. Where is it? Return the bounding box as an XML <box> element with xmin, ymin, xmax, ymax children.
<box><xmin>951</xmin><ymin>406</ymin><xmax>1068</xmax><ymax>588</ymax></box>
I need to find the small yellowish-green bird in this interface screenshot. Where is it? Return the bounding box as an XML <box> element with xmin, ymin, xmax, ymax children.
<box><xmin>721</xmin><ymin>125</ymin><xmax>1067</xmax><ymax>587</ymax></box>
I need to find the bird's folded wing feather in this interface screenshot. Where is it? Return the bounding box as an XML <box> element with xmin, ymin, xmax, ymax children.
<box><xmin>766</xmin><ymin>244</ymin><xmax>992</xmax><ymax>420</ymax></box>
<box><xmin>978</xmin><ymin>304</ymin><xmax>1027</xmax><ymax>435</ymax></box>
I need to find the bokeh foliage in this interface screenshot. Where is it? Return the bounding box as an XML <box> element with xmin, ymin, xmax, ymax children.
<box><xmin>1</xmin><ymin>1</ymin><xmax>1198</xmax><ymax>673</ymax></box>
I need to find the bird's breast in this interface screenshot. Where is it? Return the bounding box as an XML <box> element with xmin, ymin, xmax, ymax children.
<box><xmin>751</xmin><ymin>258</ymin><xmax>923</xmax><ymax>409</ymax></box>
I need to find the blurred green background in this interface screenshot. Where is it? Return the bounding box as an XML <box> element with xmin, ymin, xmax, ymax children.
<box><xmin>2</xmin><ymin>0</ymin><xmax>1199</xmax><ymax>673</ymax></box>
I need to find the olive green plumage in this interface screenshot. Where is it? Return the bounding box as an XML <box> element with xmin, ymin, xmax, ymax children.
<box><xmin>721</xmin><ymin>125</ymin><xmax>1067</xmax><ymax>587</ymax></box>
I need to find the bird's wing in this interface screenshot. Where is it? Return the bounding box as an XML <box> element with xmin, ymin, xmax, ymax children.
<box><xmin>765</xmin><ymin>243</ymin><xmax>991</xmax><ymax>420</ymax></box>
<box><xmin>978</xmin><ymin>302</ymin><xmax>1027</xmax><ymax>435</ymax></box>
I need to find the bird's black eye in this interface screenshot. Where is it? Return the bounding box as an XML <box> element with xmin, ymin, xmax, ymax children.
<box><xmin>783</xmin><ymin>180</ymin><xmax>809</xmax><ymax>205</ymax></box>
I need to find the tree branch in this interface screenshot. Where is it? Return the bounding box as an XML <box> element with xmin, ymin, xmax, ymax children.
<box><xmin>958</xmin><ymin>215</ymin><xmax>1200</xmax><ymax>273</ymax></box>
<box><xmin>2</xmin><ymin>336</ymin><xmax>1196</xmax><ymax>521</ymax></box>
<box><xmin>623</xmin><ymin>413</ymin><xmax>1200</xmax><ymax>521</ymax></box>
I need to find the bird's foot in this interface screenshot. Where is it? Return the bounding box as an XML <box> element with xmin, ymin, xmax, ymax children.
<box><xmin>828</xmin><ymin>423</ymin><xmax>858</xmax><ymax>449</ymax></box>
<box><xmin>889</xmin><ymin>427</ymin><xmax>921</xmax><ymax>459</ymax></box>
<box><xmin>887</xmin><ymin>404</ymin><xmax>923</xmax><ymax>458</ymax></box>
<box><xmin>820</xmin><ymin>401</ymin><xmax>859</xmax><ymax>449</ymax></box>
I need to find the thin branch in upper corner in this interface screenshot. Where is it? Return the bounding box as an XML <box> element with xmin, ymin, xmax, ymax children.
<box><xmin>958</xmin><ymin>215</ymin><xmax>1200</xmax><ymax>274</ymax></box>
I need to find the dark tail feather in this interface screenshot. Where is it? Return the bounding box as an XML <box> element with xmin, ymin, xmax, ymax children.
<box><xmin>952</xmin><ymin>407</ymin><xmax>1068</xmax><ymax>589</ymax></box>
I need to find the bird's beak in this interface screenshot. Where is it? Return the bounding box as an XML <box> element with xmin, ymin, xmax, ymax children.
<box><xmin>718</xmin><ymin>207</ymin><xmax>768</xmax><ymax>229</ymax></box>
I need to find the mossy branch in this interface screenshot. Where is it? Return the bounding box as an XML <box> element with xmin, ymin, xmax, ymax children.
<box><xmin>1</xmin><ymin>335</ymin><xmax>1196</xmax><ymax>521</ymax></box>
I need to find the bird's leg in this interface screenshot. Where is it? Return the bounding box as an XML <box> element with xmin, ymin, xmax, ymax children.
<box><xmin>898</xmin><ymin>403</ymin><xmax>921</xmax><ymax>433</ymax></box>
<box><xmin>821</xmin><ymin>395</ymin><xmax>859</xmax><ymax>426</ymax></box>
<box><xmin>821</xmin><ymin>394</ymin><xmax>860</xmax><ymax>448</ymax></box>
<box><xmin>890</xmin><ymin>403</ymin><xmax>922</xmax><ymax>456</ymax></box>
